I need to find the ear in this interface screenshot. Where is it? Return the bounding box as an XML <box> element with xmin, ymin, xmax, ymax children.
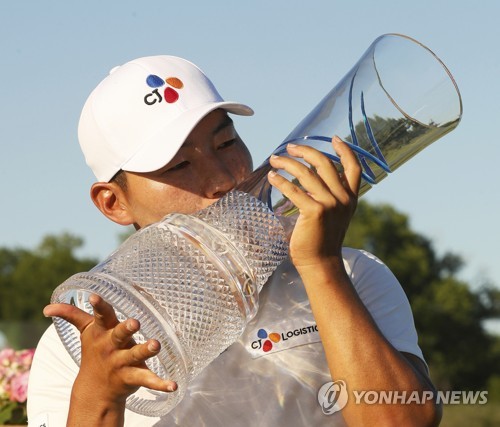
<box><xmin>90</xmin><ymin>182</ymin><xmax>134</xmax><ymax>226</ymax></box>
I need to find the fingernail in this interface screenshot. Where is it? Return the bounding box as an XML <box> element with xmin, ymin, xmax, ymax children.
<box><xmin>126</xmin><ymin>320</ymin><xmax>135</xmax><ymax>331</ymax></box>
<box><xmin>148</xmin><ymin>341</ymin><xmax>158</xmax><ymax>351</ymax></box>
<box><xmin>268</xmin><ymin>170</ymin><xmax>277</xmax><ymax>178</ymax></box>
<box><xmin>287</xmin><ymin>143</ymin><xmax>297</xmax><ymax>148</ymax></box>
<box><xmin>167</xmin><ymin>383</ymin><xmax>177</xmax><ymax>392</ymax></box>
<box><xmin>270</xmin><ymin>154</ymin><xmax>279</xmax><ymax>159</ymax></box>
<box><xmin>332</xmin><ymin>136</ymin><xmax>342</xmax><ymax>144</ymax></box>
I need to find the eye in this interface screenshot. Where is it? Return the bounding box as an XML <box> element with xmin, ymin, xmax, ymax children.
<box><xmin>217</xmin><ymin>139</ymin><xmax>237</xmax><ymax>150</ymax></box>
<box><xmin>165</xmin><ymin>160</ymin><xmax>190</xmax><ymax>172</ymax></box>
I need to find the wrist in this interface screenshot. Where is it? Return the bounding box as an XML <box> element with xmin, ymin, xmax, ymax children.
<box><xmin>68</xmin><ymin>376</ymin><xmax>126</xmax><ymax>425</ymax></box>
<box><xmin>293</xmin><ymin>254</ymin><xmax>345</xmax><ymax>274</ymax></box>
<box><xmin>294</xmin><ymin>254</ymin><xmax>354</xmax><ymax>290</ymax></box>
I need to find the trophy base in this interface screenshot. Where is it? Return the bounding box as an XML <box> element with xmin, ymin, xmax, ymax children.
<box><xmin>52</xmin><ymin>272</ymin><xmax>189</xmax><ymax>416</ymax></box>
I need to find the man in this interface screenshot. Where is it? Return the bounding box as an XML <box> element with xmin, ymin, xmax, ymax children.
<box><xmin>27</xmin><ymin>55</ymin><xmax>441</xmax><ymax>426</ymax></box>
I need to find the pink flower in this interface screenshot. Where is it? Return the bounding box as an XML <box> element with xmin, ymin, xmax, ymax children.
<box><xmin>0</xmin><ymin>348</ymin><xmax>15</xmax><ymax>365</ymax></box>
<box><xmin>17</xmin><ymin>348</ymin><xmax>35</xmax><ymax>369</ymax></box>
<box><xmin>9</xmin><ymin>371</ymin><xmax>30</xmax><ymax>403</ymax></box>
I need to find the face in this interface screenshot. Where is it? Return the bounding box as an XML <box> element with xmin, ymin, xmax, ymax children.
<box><xmin>121</xmin><ymin>109</ymin><xmax>253</xmax><ymax>228</ymax></box>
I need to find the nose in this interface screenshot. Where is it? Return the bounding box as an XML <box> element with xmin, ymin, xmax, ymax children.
<box><xmin>201</xmin><ymin>157</ymin><xmax>237</xmax><ymax>199</ymax></box>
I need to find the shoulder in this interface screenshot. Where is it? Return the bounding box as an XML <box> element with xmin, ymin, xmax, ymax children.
<box><xmin>341</xmin><ymin>246</ymin><xmax>408</xmax><ymax>310</ymax></box>
<box><xmin>341</xmin><ymin>247</ymin><xmax>400</xmax><ymax>294</ymax></box>
<box><xmin>342</xmin><ymin>247</ymin><xmax>391</xmax><ymax>270</ymax></box>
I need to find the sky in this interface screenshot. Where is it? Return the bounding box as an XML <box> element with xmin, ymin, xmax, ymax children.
<box><xmin>1</xmin><ymin>1</ymin><xmax>499</xmax><ymax>297</ymax></box>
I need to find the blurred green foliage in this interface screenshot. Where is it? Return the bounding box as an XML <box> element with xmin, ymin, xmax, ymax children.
<box><xmin>0</xmin><ymin>233</ymin><xmax>97</xmax><ymax>348</ymax></box>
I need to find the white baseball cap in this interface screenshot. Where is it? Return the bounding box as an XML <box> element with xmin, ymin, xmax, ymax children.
<box><xmin>78</xmin><ymin>55</ymin><xmax>254</xmax><ymax>182</ymax></box>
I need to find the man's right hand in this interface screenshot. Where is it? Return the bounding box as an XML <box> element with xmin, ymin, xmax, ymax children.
<box><xmin>44</xmin><ymin>295</ymin><xmax>177</xmax><ymax>426</ymax></box>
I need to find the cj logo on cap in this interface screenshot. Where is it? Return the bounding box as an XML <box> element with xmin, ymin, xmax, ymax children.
<box><xmin>144</xmin><ymin>75</ymin><xmax>184</xmax><ymax>105</ymax></box>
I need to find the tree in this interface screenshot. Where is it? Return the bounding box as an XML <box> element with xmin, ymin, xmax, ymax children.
<box><xmin>0</xmin><ymin>233</ymin><xmax>97</xmax><ymax>348</ymax></box>
<box><xmin>344</xmin><ymin>200</ymin><xmax>500</xmax><ymax>391</ymax></box>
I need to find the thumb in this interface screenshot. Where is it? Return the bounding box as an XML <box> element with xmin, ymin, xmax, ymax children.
<box><xmin>44</xmin><ymin>303</ymin><xmax>94</xmax><ymax>334</ymax></box>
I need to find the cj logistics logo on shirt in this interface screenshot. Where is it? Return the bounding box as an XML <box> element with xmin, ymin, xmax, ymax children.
<box><xmin>144</xmin><ymin>74</ymin><xmax>184</xmax><ymax>105</ymax></box>
<box><xmin>250</xmin><ymin>324</ymin><xmax>319</xmax><ymax>356</ymax></box>
<box><xmin>252</xmin><ymin>328</ymin><xmax>281</xmax><ymax>353</ymax></box>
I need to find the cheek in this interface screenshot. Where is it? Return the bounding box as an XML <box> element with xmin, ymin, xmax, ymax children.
<box><xmin>159</xmin><ymin>189</ymin><xmax>203</xmax><ymax>213</ymax></box>
<box><xmin>144</xmin><ymin>185</ymin><xmax>208</xmax><ymax>217</ymax></box>
<box><xmin>225</xmin><ymin>145</ymin><xmax>253</xmax><ymax>180</ymax></box>
<box><xmin>128</xmin><ymin>182</ymin><xmax>177</xmax><ymax>223</ymax></box>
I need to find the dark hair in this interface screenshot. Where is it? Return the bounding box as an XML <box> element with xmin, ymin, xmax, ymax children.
<box><xmin>110</xmin><ymin>170</ymin><xmax>128</xmax><ymax>192</ymax></box>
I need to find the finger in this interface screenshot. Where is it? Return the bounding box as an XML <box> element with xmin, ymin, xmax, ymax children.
<box><xmin>267</xmin><ymin>168</ymin><xmax>322</xmax><ymax>212</ymax></box>
<box><xmin>124</xmin><ymin>367</ymin><xmax>178</xmax><ymax>393</ymax></box>
<box><xmin>268</xmin><ymin>154</ymin><xmax>332</xmax><ymax>202</ymax></box>
<box><xmin>89</xmin><ymin>294</ymin><xmax>119</xmax><ymax>330</ymax></box>
<box><xmin>122</xmin><ymin>339</ymin><xmax>162</xmax><ymax>366</ymax></box>
<box><xmin>43</xmin><ymin>303</ymin><xmax>94</xmax><ymax>334</ymax></box>
<box><xmin>332</xmin><ymin>136</ymin><xmax>362</xmax><ymax>195</ymax></box>
<box><xmin>120</xmin><ymin>340</ymin><xmax>177</xmax><ymax>392</ymax></box>
<box><xmin>111</xmin><ymin>319</ymin><xmax>140</xmax><ymax>349</ymax></box>
<box><xmin>285</xmin><ymin>143</ymin><xmax>347</xmax><ymax>196</ymax></box>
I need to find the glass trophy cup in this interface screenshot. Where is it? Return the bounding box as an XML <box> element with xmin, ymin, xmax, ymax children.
<box><xmin>239</xmin><ymin>34</ymin><xmax>462</xmax><ymax>224</ymax></box>
<box><xmin>51</xmin><ymin>33</ymin><xmax>462</xmax><ymax>417</ymax></box>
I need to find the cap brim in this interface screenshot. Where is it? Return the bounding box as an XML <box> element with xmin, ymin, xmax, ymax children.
<box><xmin>120</xmin><ymin>101</ymin><xmax>253</xmax><ymax>175</ymax></box>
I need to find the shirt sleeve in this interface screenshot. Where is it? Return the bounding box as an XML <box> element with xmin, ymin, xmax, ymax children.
<box><xmin>27</xmin><ymin>324</ymin><xmax>77</xmax><ymax>426</ymax></box>
<box><xmin>343</xmin><ymin>248</ymin><xmax>427</xmax><ymax>367</ymax></box>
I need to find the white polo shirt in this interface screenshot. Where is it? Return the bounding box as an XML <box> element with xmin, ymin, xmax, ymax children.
<box><xmin>27</xmin><ymin>248</ymin><xmax>425</xmax><ymax>426</ymax></box>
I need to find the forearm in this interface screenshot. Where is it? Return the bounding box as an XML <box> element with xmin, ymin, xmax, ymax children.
<box><xmin>297</xmin><ymin>257</ymin><xmax>440</xmax><ymax>427</ymax></box>
<box><xmin>67</xmin><ymin>379</ymin><xmax>125</xmax><ymax>427</ymax></box>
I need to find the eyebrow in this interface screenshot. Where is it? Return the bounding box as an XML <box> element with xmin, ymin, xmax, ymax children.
<box><xmin>183</xmin><ymin>115</ymin><xmax>234</xmax><ymax>148</ymax></box>
<box><xmin>212</xmin><ymin>115</ymin><xmax>234</xmax><ymax>135</ymax></box>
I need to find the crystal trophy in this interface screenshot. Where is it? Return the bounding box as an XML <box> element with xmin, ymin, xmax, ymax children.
<box><xmin>51</xmin><ymin>192</ymin><xmax>288</xmax><ymax>416</ymax></box>
<box><xmin>50</xmin><ymin>33</ymin><xmax>462</xmax><ymax>417</ymax></box>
